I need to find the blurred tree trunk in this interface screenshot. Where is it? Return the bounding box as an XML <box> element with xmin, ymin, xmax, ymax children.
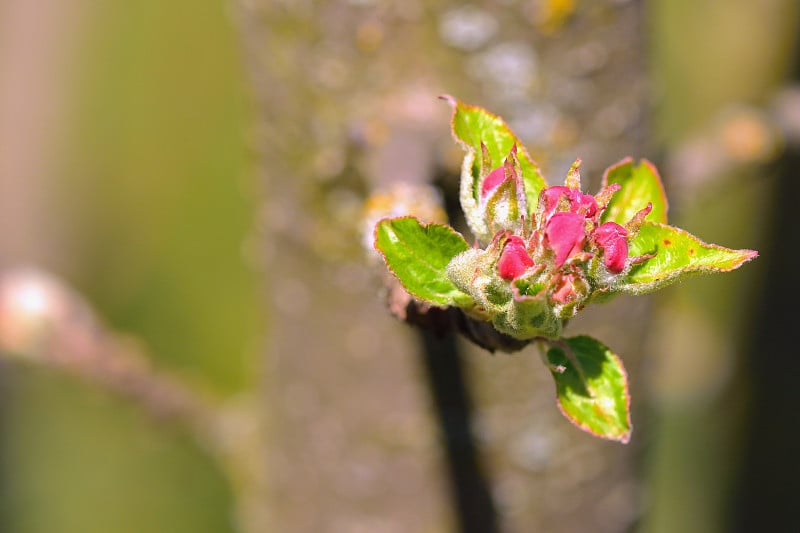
<box><xmin>641</xmin><ymin>2</ymin><xmax>799</xmax><ymax>533</ymax></box>
<box><xmin>730</xmin><ymin>15</ymin><xmax>800</xmax><ymax>533</ymax></box>
<box><xmin>0</xmin><ymin>0</ymin><xmax>77</xmax><ymax>268</ymax></box>
<box><xmin>234</xmin><ymin>1</ymin><xmax>650</xmax><ymax>531</ymax></box>
<box><xmin>732</xmin><ymin>54</ymin><xmax>800</xmax><ymax>530</ymax></box>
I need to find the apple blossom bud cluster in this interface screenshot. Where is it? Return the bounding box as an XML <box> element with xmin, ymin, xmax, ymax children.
<box><xmin>373</xmin><ymin>97</ymin><xmax>757</xmax><ymax>442</ymax></box>
<box><xmin>447</xmin><ymin>152</ymin><xmax>651</xmax><ymax>340</ymax></box>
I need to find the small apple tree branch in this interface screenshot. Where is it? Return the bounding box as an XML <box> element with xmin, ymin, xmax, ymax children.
<box><xmin>0</xmin><ymin>266</ymin><xmax>271</xmax><ymax>533</ymax></box>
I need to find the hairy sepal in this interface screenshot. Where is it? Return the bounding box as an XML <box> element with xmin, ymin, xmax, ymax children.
<box><xmin>447</xmin><ymin>235</ymin><xmax>511</xmax><ymax>313</ymax></box>
<box><xmin>459</xmin><ymin>149</ymin><xmax>492</xmax><ymax>243</ymax></box>
<box><xmin>495</xmin><ymin>280</ymin><xmax>562</xmax><ymax>340</ymax></box>
<box><xmin>448</xmin><ymin>238</ymin><xmax>562</xmax><ymax>340</ymax></box>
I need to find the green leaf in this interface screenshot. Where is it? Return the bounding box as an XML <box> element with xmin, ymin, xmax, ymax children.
<box><xmin>441</xmin><ymin>95</ymin><xmax>546</xmax><ymax>220</ymax></box>
<box><xmin>374</xmin><ymin>216</ymin><xmax>472</xmax><ymax>306</ymax></box>
<box><xmin>618</xmin><ymin>222</ymin><xmax>758</xmax><ymax>294</ymax></box>
<box><xmin>601</xmin><ymin>158</ymin><xmax>668</xmax><ymax>225</ymax></box>
<box><xmin>545</xmin><ymin>336</ymin><xmax>631</xmax><ymax>443</ymax></box>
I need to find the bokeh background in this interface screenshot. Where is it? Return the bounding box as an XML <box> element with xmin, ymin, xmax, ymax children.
<box><xmin>0</xmin><ymin>1</ymin><xmax>798</xmax><ymax>532</ymax></box>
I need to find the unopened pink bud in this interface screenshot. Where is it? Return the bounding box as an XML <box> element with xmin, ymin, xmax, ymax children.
<box><xmin>572</xmin><ymin>193</ymin><xmax>598</xmax><ymax>217</ymax></box>
<box><xmin>552</xmin><ymin>273</ymin><xmax>579</xmax><ymax>304</ymax></box>
<box><xmin>481</xmin><ymin>166</ymin><xmax>508</xmax><ymax>198</ymax></box>
<box><xmin>498</xmin><ymin>236</ymin><xmax>534</xmax><ymax>280</ymax></box>
<box><xmin>541</xmin><ymin>186</ymin><xmax>571</xmax><ymax>214</ymax></box>
<box><xmin>545</xmin><ymin>212</ymin><xmax>587</xmax><ymax>267</ymax></box>
<box><xmin>593</xmin><ymin>222</ymin><xmax>629</xmax><ymax>274</ymax></box>
<box><xmin>540</xmin><ymin>186</ymin><xmax>598</xmax><ymax>218</ymax></box>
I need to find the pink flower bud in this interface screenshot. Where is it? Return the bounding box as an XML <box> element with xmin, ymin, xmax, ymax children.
<box><xmin>593</xmin><ymin>222</ymin><xmax>629</xmax><ymax>274</ymax></box>
<box><xmin>571</xmin><ymin>193</ymin><xmax>598</xmax><ymax>217</ymax></box>
<box><xmin>539</xmin><ymin>186</ymin><xmax>598</xmax><ymax>218</ymax></box>
<box><xmin>545</xmin><ymin>212</ymin><xmax>587</xmax><ymax>267</ymax></box>
<box><xmin>481</xmin><ymin>166</ymin><xmax>509</xmax><ymax>198</ymax></box>
<box><xmin>497</xmin><ymin>236</ymin><xmax>534</xmax><ymax>280</ymax></box>
<box><xmin>541</xmin><ymin>186</ymin><xmax>571</xmax><ymax>214</ymax></box>
<box><xmin>552</xmin><ymin>273</ymin><xmax>580</xmax><ymax>304</ymax></box>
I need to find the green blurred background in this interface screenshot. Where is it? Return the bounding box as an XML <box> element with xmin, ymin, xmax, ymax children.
<box><xmin>1</xmin><ymin>1</ymin><xmax>258</xmax><ymax>531</ymax></box>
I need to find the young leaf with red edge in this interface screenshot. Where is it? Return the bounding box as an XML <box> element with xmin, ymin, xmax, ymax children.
<box><xmin>545</xmin><ymin>336</ymin><xmax>631</xmax><ymax>443</ymax></box>
<box><xmin>616</xmin><ymin>222</ymin><xmax>759</xmax><ymax>294</ymax></box>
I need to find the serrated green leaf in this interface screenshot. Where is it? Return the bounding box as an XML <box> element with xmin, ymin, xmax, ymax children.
<box><xmin>546</xmin><ymin>336</ymin><xmax>631</xmax><ymax>443</ymax></box>
<box><xmin>617</xmin><ymin>222</ymin><xmax>758</xmax><ymax>294</ymax></box>
<box><xmin>374</xmin><ymin>217</ymin><xmax>472</xmax><ymax>306</ymax></box>
<box><xmin>602</xmin><ymin>158</ymin><xmax>668</xmax><ymax>225</ymax></box>
<box><xmin>442</xmin><ymin>96</ymin><xmax>546</xmax><ymax>218</ymax></box>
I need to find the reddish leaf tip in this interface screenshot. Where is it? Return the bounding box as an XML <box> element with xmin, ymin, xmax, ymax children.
<box><xmin>743</xmin><ymin>249</ymin><xmax>759</xmax><ymax>261</ymax></box>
